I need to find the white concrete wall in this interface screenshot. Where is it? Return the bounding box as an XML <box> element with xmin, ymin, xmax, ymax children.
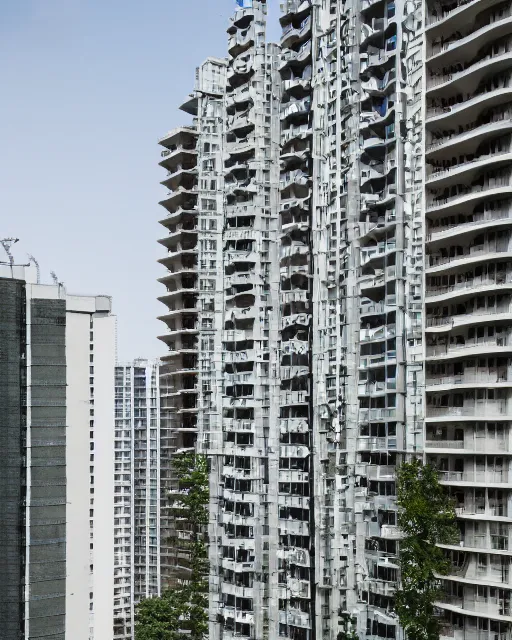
<box><xmin>65</xmin><ymin>301</ymin><xmax>115</xmax><ymax>640</ymax></box>
<box><xmin>92</xmin><ymin>314</ymin><xmax>116</xmax><ymax>640</ymax></box>
<box><xmin>65</xmin><ymin>312</ymin><xmax>93</xmax><ymax>640</ymax></box>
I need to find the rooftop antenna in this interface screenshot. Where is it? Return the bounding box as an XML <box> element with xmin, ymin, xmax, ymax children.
<box><xmin>1</xmin><ymin>238</ymin><xmax>19</xmax><ymax>277</ymax></box>
<box><xmin>27</xmin><ymin>254</ymin><xmax>41</xmax><ymax>284</ymax></box>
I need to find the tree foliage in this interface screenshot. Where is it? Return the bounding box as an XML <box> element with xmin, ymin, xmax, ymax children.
<box><xmin>135</xmin><ymin>453</ymin><xmax>209</xmax><ymax>640</ymax></box>
<box><xmin>337</xmin><ymin>613</ymin><xmax>359</xmax><ymax>640</ymax></box>
<box><xmin>395</xmin><ymin>459</ymin><xmax>458</xmax><ymax>640</ymax></box>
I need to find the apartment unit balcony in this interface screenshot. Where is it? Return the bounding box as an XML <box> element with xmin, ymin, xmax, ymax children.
<box><xmin>160</xmin><ymin>163</ymin><xmax>198</xmax><ymax>191</ymax></box>
<box><xmin>426</xmin><ymin>363</ymin><xmax>512</xmax><ymax>389</ymax></box>
<box><xmin>437</xmin><ymin>591</ymin><xmax>512</xmax><ymax>621</ymax></box>
<box><xmin>159</xmin><ymin>186</ymin><xmax>198</xmax><ymax>215</ymax></box>
<box><xmin>281</xmin><ymin>66</ymin><xmax>312</xmax><ymax>99</ymax></box>
<box><xmin>426</xmin><ymin>396</ymin><xmax>509</xmax><ymax>421</ymax></box>
<box><xmin>157</xmin><ymin>224</ymin><xmax>198</xmax><ymax>251</ymax></box>
<box><xmin>226</xmin><ymin>109</ymin><xmax>255</xmax><ymax>137</ymax></box>
<box><xmin>426</xmin><ymin>297</ymin><xmax>512</xmax><ymax>330</ymax></box>
<box><xmin>426</xmin><ymin>332</ymin><xmax>511</xmax><ymax>361</ymax></box>
<box><xmin>427</xmin><ymin>233</ymin><xmax>512</xmax><ymax>271</ymax></box>
<box><xmin>427</xmin><ymin>44</ymin><xmax>512</xmax><ymax>100</ymax></box>
<box><xmin>358</xmin><ymin>379</ymin><xmax>397</xmax><ymax>397</ymax></box>
<box><xmin>158</xmin><ymin>129</ymin><xmax>198</xmax><ymax>170</ymax></box>
<box><xmin>227</xmin><ymin>26</ymin><xmax>255</xmax><ymax>59</ymax></box>
<box><xmin>437</xmin><ymin>468</ymin><xmax>512</xmax><ymax>486</ymax></box>
<box><xmin>360</xmin><ymin>323</ymin><xmax>397</xmax><ymax>343</ymax></box>
<box><xmin>427</xmin><ymin>168</ymin><xmax>512</xmax><ymax>215</ymax></box>
<box><xmin>360</xmin><ymin>239</ymin><xmax>396</xmax><ymax>266</ymax></box>
<box><xmin>426</xmin><ymin>430</ymin><xmax>510</xmax><ymax>453</ymax></box>
<box><xmin>226</xmin><ymin>83</ymin><xmax>253</xmax><ymax>109</ymax></box>
<box><xmin>427</xmin><ymin>206</ymin><xmax>512</xmax><ymax>244</ymax></box>
<box><xmin>280</xmin><ymin>96</ymin><xmax>312</xmax><ymax>124</ymax></box>
<box><xmin>281</xmin><ymin>13</ymin><xmax>311</xmax><ymax>50</ymax></box>
<box><xmin>426</xmin><ymin>68</ymin><xmax>512</xmax><ymax>128</ymax></box>
<box><xmin>426</xmin><ymin>145</ymin><xmax>512</xmax><ymax>191</ymax></box>
<box><xmin>428</xmin><ymin>1</ymin><xmax>512</xmax><ymax>62</ymax></box>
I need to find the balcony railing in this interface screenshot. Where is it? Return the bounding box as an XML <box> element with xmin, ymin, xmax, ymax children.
<box><xmin>428</xmin><ymin>402</ymin><xmax>508</xmax><ymax>418</ymax></box>
<box><xmin>438</xmin><ymin>469</ymin><xmax>510</xmax><ymax>483</ymax></box>
<box><xmin>426</xmin><ymin>337</ymin><xmax>509</xmax><ymax>357</ymax></box>
<box><xmin>427</xmin><ymin>174</ymin><xmax>512</xmax><ymax>210</ymax></box>
<box><xmin>428</xmin><ymin>241</ymin><xmax>512</xmax><ymax>268</ymax></box>
<box><xmin>427</xmin><ymin>207</ymin><xmax>512</xmax><ymax>240</ymax></box>
<box><xmin>426</xmin><ymin>438</ymin><xmax>507</xmax><ymax>451</ymax></box>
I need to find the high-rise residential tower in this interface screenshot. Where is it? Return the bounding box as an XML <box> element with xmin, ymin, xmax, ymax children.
<box><xmin>158</xmin><ymin>0</ymin><xmax>512</xmax><ymax>638</ymax></box>
<box><xmin>113</xmin><ymin>360</ymin><xmax>160</xmax><ymax>640</ymax></box>
<box><xmin>0</xmin><ymin>260</ymin><xmax>116</xmax><ymax>640</ymax></box>
<box><xmin>157</xmin><ymin>56</ymin><xmax>227</xmax><ymax>590</ymax></box>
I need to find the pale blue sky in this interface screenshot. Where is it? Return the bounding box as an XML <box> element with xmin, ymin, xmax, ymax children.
<box><xmin>0</xmin><ymin>0</ymin><xmax>281</xmax><ymax>360</ymax></box>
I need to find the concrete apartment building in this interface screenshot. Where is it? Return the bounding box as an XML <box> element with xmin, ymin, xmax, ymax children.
<box><xmin>0</xmin><ymin>260</ymin><xmax>116</xmax><ymax>640</ymax></box>
<box><xmin>157</xmin><ymin>0</ymin><xmax>512</xmax><ymax>638</ymax></box>
<box><xmin>113</xmin><ymin>360</ymin><xmax>160</xmax><ymax>640</ymax></box>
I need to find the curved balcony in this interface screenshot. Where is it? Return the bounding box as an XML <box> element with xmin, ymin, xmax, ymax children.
<box><xmin>427</xmin><ymin>169</ymin><xmax>512</xmax><ymax>215</ymax></box>
<box><xmin>282</xmin><ymin>68</ymin><xmax>312</xmax><ymax>98</ymax></box>
<box><xmin>280</xmin><ymin>169</ymin><xmax>311</xmax><ymax>195</ymax></box>
<box><xmin>281</xmin><ymin>15</ymin><xmax>311</xmax><ymax>49</ymax></box>
<box><xmin>158</xmin><ymin>322</ymin><xmax>198</xmax><ymax>345</ymax></box>
<box><xmin>160</xmin><ymin>166</ymin><xmax>197</xmax><ymax>191</ymax></box>
<box><xmin>426</xmin><ymin>112</ymin><xmax>512</xmax><ymax>158</ymax></box>
<box><xmin>227</xmin><ymin>27</ymin><xmax>254</xmax><ymax>58</ymax></box>
<box><xmin>226</xmin><ymin>110</ymin><xmax>255</xmax><ymax>137</ymax></box>
<box><xmin>427</xmin><ymin>50</ymin><xmax>512</xmax><ymax>99</ymax></box>
<box><xmin>361</xmin><ymin>16</ymin><xmax>394</xmax><ymax>46</ymax></box>
<box><xmin>360</xmin><ymin>239</ymin><xmax>396</xmax><ymax>266</ymax></box>
<box><xmin>157</xmin><ymin>221</ymin><xmax>197</xmax><ymax>245</ymax></box>
<box><xmin>279</xmin><ymin>40</ymin><xmax>312</xmax><ymax>72</ymax></box>
<box><xmin>226</xmin><ymin>84</ymin><xmax>253</xmax><ymax>110</ymax></box>
<box><xmin>428</xmin><ymin>5</ymin><xmax>512</xmax><ymax>64</ymax></box>
<box><xmin>158</xmin><ymin>293</ymin><xmax>198</xmax><ymax>320</ymax></box>
<box><xmin>426</xmin><ymin>259</ymin><xmax>512</xmax><ymax>297</ymax></box>
<box><xmin>280</xmin><ymin>0</ymin><xmax>311</xmax><ymax>26</ymax></box>
<box><xmin>226</xmin><ymin>136</ymin><xmax>256</xmax><ymax>160</ymax></box>
<box><xmin>159</xmin><ymin>186</ymin><xmax>198</xmax><ymax>214</ymax></box>
<box><xmin>361</xmin><ymin>69</ymin><xmax>396</xmax><ymax>96</ymax></box>
<box><xmin>426</xmin><ymin>0</ymin><xmax>505</xmax><ymax>36</ymax></box>
<box><xmin>427</xmin><ymin>237</ymin><xmax>512</xmax><ymax>273</ymax></box>
<box><xmin>426</xmin><ymin>82</ymin><xmax>512</xmax><ymax>128</ymax></box>
<box><xmin>280</xmin><ymin>96</ymin><xmax>311</xmax><ymax>123</ymax></box>
<box><xmin>281</xmin><ymin>123</ymin><xmax>312</xmax><ymax>146</ymax></box>
<box><xmin>158</xmin><ymin>126</ymin><xmax>197</xmax><ymax>149</ymax></box>
<box><xmin>158</xmin><ymin>281</ymin><xmax>198</xmax><ymax>305</ymax></box>
<box><xmin>426</xmin><ymin>333</ymin><xmax>512</xmax><ymax>361</ymax></box>
<box><xmin>426</xmin><ymin>150</ymin><xmax>512</xmax><ymax>189</ymax></box>
<box><xmin>227</xmin><ymin>54</ymin><xmax>254</xmax><ymax>84</ymax></box>
<box><xmin>427</xmin><ymin>206</ymin><xmax>512</xmax><ymax>243</ymax></box>
<box><xmin>228</xmin><ymin>7</ymin><xmax>254</xmax><ymax>31</ymax></box>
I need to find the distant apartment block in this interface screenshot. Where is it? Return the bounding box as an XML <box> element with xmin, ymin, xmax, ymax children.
<box><xmin>113</xmin><ymin>360</ymin><xmax>160</xmax><ymax>640</ymax></box>
<box><xmin>0</xmin><ymin>260</ymin><xmax>116</xmax><ymax>640</ymax></box>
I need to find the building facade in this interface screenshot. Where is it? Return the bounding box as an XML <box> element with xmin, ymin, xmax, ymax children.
<box><xmin>113</xmin><ymin>360</ymin><xmax>160</xmax><ymax>640</ymax></box>
<box><xmin>158</xmin><ymin>0</ymin><xmax>512</xmax><ymax>638</ymax></box>
<box><xmin>0</xmin><ymin>261</ymin><xmax>116</xmax><ymax>640</ymax></box>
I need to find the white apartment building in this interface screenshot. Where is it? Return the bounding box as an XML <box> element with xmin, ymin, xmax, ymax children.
<box><xmin>157</xmin><ymin>0</ymin><xmax>512</xmax><ymax>638</ymax></box>
<box><xmin>0</xmin><ymin>260</ymin><xmax>116</xmax><ymax>640</ymax></box>
<box><xmin>113</xmin><ymin>360</ymin><xmax>160</xmax><ymax>640</ymax></box>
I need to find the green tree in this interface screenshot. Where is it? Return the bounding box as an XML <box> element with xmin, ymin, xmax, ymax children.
<box><xmin>135</xmin><ymin>454</ymin><xmax>209</xmax><ymax>640</ymax></box>
<box><xmin>337</xmin><ymin>612</ymin><xmax>359</xmax><ymax>640</ymax></box>
<box><xmin>135</xmin><ymin>588</ymin><xmax>191</xmax><ymax>640</ymax></box>
<box><xmin>395</xmin><ymin>458</ymin><xmax>458</xmax><ymax>640</ymax></box>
